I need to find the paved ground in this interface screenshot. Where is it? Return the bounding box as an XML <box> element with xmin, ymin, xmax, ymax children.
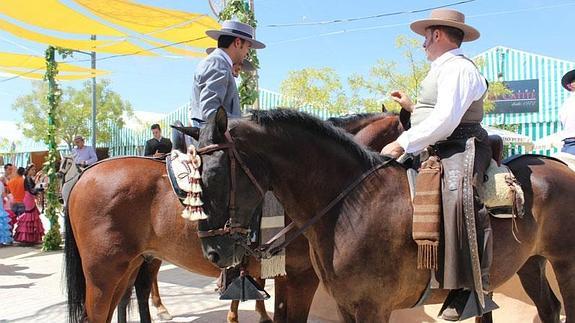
<box><xmin>0</xmin><ymin>244</ymin><xmax>567</xmax><ymax>322</ymax></box>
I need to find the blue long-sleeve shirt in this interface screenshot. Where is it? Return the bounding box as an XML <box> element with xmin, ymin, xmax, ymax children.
<box><xmin>73</xmin><ymin>146</ymin><xmax>98</xmax><ymax>166</ymax></box>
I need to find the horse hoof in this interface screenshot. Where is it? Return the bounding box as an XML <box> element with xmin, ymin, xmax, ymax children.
<box><xmin>157</xmin><ymin>310</ymin><xmax>173</xmax><ymax>321</ymax></box>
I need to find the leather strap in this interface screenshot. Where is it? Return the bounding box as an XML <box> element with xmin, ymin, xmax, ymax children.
<box><xmin>258</xmin><ymin>161</ymin><xmax>391</xmax><ymax>258</ymax></box>
<box><xmin>224</xmin><ymin>132</ymin><xmax>266</xmax><ymax>196</ymax></box>
<box><xmin>196</xmin><ymin>131</ymin><xmax>266</xmax><ymax>239</ymax></box>
<box><xmin>197</xmin><ymin>226</ymin><xmax>251</xmax><ymax>238</ymax></box>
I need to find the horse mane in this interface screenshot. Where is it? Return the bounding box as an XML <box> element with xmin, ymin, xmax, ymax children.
<box><xmin>327</xmin><ymin>112</ymin><xmax>395</xmax><ymax>127</ymax></box>
<box><xmin>249</xmin><ymin>109</ymin><xmax>387</xmax><ymax>167</ymax></box>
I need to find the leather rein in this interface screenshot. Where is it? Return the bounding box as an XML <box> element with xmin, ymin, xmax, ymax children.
<box><xmin>195</xmin><ymin>130</ymin><xmax>391</xmax><ymax>260</ymax></box>
<box><xmin>196</xmin><ymin>131</ymin><xmax>266</xmax><ymax>239</ymax></box>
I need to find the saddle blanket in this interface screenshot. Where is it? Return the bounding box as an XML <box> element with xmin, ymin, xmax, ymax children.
<box><xmin>407</xmin><ymin>158</ymin><xmax>525</xmax><ymax>220</ymax></box>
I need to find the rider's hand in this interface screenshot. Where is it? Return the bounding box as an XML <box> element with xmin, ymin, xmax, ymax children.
<box><xmin>390</xmin><ymin>91</ymin><xmax>414</xmax><ymax>113</ymax></box>
<box><xmin>380</xmin><ymin>141</ymin><xmax>405</xmax><ymax>159</ymax></box>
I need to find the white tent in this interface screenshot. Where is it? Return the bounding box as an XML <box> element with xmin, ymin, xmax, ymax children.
<box><xmin>483</xmin><ymin>125</ymin><xmax>534</xmax><ymax>150</ymax></box>
<box><xmin>532</xmin><ymin>131</ymin><xmax>566</xmax><ymax>151</ymax></box>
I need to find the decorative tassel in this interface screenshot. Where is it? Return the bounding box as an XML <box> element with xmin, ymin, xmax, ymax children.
<box><xmin>182</xmin><ymin>206</ymin><xmax>192</xmax><ymax>220</ymax></box>
<box><xmin>192</xmin><ymin>169</ymin><xmax>201</xmax><ymax>179</ymax></box>
<box><xmin>416</xmin><ymin>240</ymin><xmax>439</xmax><ymax>271</ymax></box>
<box><xmin>191</xmin><ymin>182</ymin><xmax>202</xmax><ymax>193</ymax></box>
<box><xmin>189</xmin><ymin>196</ymin><xmax>202</xmax><ymax>207</ymax></box>
<box><xmin>189</xmin><ymin>208</ymin><xmax>208</xmax><ymax>221</ymax></box>
<box><xmin>183</xmin><ymin>194</ymin><xmax>194</xmax><ymax>206</ymax></box>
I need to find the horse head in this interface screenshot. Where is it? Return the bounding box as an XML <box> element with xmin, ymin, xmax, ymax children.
<box><xmin>196</xmin><ymin>107</ymin><xmax>268</xmax><ymax>268</ymax></box>
<box><xmin>58</xmin><ymin>155</ymin><xmax>74</xmax><ymax>178</ymax></box>
<box><xmin>58</xmin><ymin>155</ymin><xmax>82</xmax><ymax>205</ymax></box>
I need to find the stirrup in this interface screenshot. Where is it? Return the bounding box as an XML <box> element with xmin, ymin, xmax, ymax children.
<box><xmin>219</xmin><ymin>271</ymin><xmax>270</xmax><ymax>301</ymax></box>
<box><xmin>439</xmin><ymin>289</ymin><xmax>499</xmax><ymax>321</ymax></box>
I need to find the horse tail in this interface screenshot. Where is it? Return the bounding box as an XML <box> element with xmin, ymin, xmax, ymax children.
<box><xmin>64</xmin><ymin>206</ymin><xmax>86</xmax><ymax>323</ymax></box>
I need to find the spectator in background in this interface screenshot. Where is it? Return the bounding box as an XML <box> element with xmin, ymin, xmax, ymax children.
<box><xmin>1</xmin><ymin>176</ymin><xmax>17</xmax><ymax>232</ymax></box>
<box><xmin>72</xmin><ymin>135</ymin><xmax>98</xmax><ymax>167</ymax></box>
<box><xmin>144</xmin><ymin>124</ymin><xmax>172</xmax><ymax>157</ymax></box>
<box><xmin>7</xmin><ymin>167</ymin><xmax>25</xmax><ymax>217</ymax></box>
<box><xmin>559</xmin><ymin>69</ymin><xmax>575</xmax><ymax>155</ymax></box>
<box><xmin>14</xmin><ymin>164</ymin><xmax>44</xmax><ymax>244</ymax></box>
<box><xmin>0</xmin><ymin>176</ymin><xmax>14</xmax><ymax>245</ymax></box>
<box><xmin>3</xmin><ymin>163</ymin><xmax>14</xmax><ymax>180</ymax></box>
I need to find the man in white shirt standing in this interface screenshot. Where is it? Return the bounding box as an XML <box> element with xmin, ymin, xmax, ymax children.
<box><xmin>381</xmin><ymin>9</ymin><xmax>495</xmax><ymax>321</ymax></box>
<box><xmin>559</xmin><ymin>69</ymin><xmax>575</xmax><ymax>154</ymax></box>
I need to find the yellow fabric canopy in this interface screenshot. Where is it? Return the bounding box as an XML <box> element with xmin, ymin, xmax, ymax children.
<box><xmin>0</xmin><ymin>0</ymin><xmax>125</xmax><ymax>36</ymax></box>
<box><xmin>143</xmin><ymin>40</ymin><xmax>206</xmax><ymax>58</ymax></box>
<box><xmin>0</xmin><ymin>67</ymin><xmax>109</xmax><ymax>80</ymax></box>
<box><xmin>0</xmin><ymin>52</ymin><xmax>109</xmax><ymax>76</ymax></box>
<box><xmin>0</xmin><ymin>19</ymin><xmax>155</xmax><ymax>56</ymax></box>
<box><xmin>75</xmin><ymin>0</ymin><xmax>219</xmax><ymax>49</ymax></box>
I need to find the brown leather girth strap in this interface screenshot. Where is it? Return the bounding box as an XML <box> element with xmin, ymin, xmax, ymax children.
<box><xmin>259</xmin><ymin>161</ymin><xmax>392</xmax><ymax>258</ymax></box>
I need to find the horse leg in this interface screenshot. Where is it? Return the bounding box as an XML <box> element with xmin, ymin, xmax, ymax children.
<box><xmin>253</xmin><ymin>278</ymin><xmax>272</xmax><ymax>323</ymax></box>
<box><xmin>148</xmin><ymin>259</ymin><xmax>173</xmax><ymax>320</ymax></box>
<box><xmin>550</xmin><ymin>258</ymin><xmax>575</xmax><ymax>323</ymax></box>
<box><xmin>104</xmin><ymin>262</ymin><xmax>144</xmax><ymax>323</ymax></box>
<box><xmin>517</xmin><ymin>255</ymin><xmax>562</xmax><ymax>323</ymax></box>
<box><xmin>133</xmin><ymin>260</ymin><xmax>155</xmax><ymax>323</ymax></box>
<box><xmin>85</xmin><ymin>278</ymin><xmax>120</xmax><ymax>322</ymax></box>
<box><xmin>355</xmin><ymin>304</ymin><xmax>391</xmax><ymax>323</ymax></box>
<box><xmin>117</xmin><ymin>287</ymin><xmax>133</xmax><ymax>323</ymax></box>
<box><xmin>337</xmin><ymin>305</ymin><xmax>356</xmax><ymax>323</ymax></box>
<box><xmin>227</xmin><ymin>300</ymin><xmax>240</xmax><ymax>323</ymax></box>
<box><xmin>288</xmin><ymin>266</ymin><xmax>319</xmax><ymax>322</ymax></box>
<box><xmin>475</xmin><ymin>312</ymin><xmax>493</xmax><ymax>323</ymax></box>
<box><xmin>273</xmin><ymin>276</ymin><xmax>288</xmax><ymax>322</ymax></box>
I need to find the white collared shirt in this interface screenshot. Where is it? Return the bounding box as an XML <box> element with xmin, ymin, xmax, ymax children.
<box><xmin>214</xmin><ymin>48</ymin><xmax>233</xmax><ymax>68</ymax></box>
<box><xmin>397</xmin><ymin>48</ymin><xmax>488</xmax><ymax>154</ymax></box>
<box><xmin>559</xmin><ymin>92</ymin><xmax>575</xmax><ymax>140</ymax></box>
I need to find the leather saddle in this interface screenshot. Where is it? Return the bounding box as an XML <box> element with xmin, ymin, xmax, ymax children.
<box><xmin>488</xmin><ymin>135</ymin><xmax>504</xmax><ymax>166</ymax></box>
<box><xmin>171</xmin><ymin>120</ymin><xmax>200</xmax><ymax>154</ymax></box>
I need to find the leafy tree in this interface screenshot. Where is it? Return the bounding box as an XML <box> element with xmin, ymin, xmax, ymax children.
<box><xmin>349</xmin><ymin>35</ymin><xmax>430</xmax><ymax>113</ymax></box>
<box><xmin>13</xmin><ymin>79</ymin><xmax>132</xmax><ymax>149</ymax></box>
<box><xmin>280</xmin><ymin>67</ymin><xmax>349</xmax><ymax>114</ymax></box>
<box><xmin>280</xmin><ymin>35</ymin><xmax>510</xmax><ymax>115</ymax></box>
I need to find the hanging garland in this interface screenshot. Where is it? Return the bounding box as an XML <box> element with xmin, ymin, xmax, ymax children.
<box><xmin>42</xmin><ymin>46</ymin><xmax>72</xmax><ymax>251</ymax></box>
<box><xmin>219</xmin><ymin>0</ymin><xmax>259</xmax><ymax>108</ymax></box>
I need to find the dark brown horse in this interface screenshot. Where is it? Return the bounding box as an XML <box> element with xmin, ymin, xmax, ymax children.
<box><xmin>65</xmin><ymin>113</ymin><xmax>396</xmax><ymax>323</ymax></box>
<box><xmin>64</xmin><ymin>154</ymin><xmax>319</xmax><ymax>323</ymax></box>
<box><xmin>197</xmin><ymin>108</ymin><xmax>575</xmax><ymax>322</ymax></box>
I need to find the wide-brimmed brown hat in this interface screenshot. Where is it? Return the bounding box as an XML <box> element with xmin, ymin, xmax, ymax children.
<box><xmin>206</xmin><ymin>20</ymin><xmax>265</xmax><ymax>49</ymax></box>
<box><xmin>562</xmin><ymin>69</ymin><xmax>575</xmax><ymax>91</ymax></box>
<box><xmin>206</xmin><ymin>47</ymin><xmax>255</xmax><ymax>72</ymax></box>
<box><xmin>410</xmin><ymin>9</ymin><xmax>480</xmax><ymax>42</ymax></box>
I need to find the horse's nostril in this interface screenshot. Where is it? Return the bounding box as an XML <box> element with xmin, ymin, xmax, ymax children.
<box><xmin>207</xmin><ymin>252</ymin><xmax>220</xmax><ymax>264</ymax></box>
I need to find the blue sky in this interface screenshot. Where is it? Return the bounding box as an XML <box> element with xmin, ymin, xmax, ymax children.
<box><xmin>1</xmin><ymin>0</ymin><xmax>574</xmax><ymax>123</ymax></box>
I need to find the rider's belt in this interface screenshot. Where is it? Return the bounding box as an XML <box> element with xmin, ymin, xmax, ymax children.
<box><xmin>446</xmin><ymin>123</ymin><xmax>485</xmax><ymax>140</ymax></box>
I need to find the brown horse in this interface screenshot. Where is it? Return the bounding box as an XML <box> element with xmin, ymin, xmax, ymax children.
<box><xmin>64</xmin><ymin>154</ymin><xmax>319</xmax><ymax>323</ymax></box>
<box><xmin>65</xmin><ymin>113</ymin><xmax>393</xmax><ymax>323</ymax></box>
<box><xmin>196</xmin><ymin>108</ymin><xmax>575</xmax><ymax>322</ymax></box>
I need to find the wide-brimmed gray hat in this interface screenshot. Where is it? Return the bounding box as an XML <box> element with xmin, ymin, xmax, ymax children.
<box><xmin>562</xmin><ymin>69</ymin><xmax>575</xmax><ymax>91</ymax></box>
<box><xmin>206</xmin><ymin>20</ymin><xmax>265</xmax><ymax>49</ymax></box>
<box><xmin>206</xmin><ymin>47</ymin><xmax>255</xmax><ymax>72</ymax></box>
<box><xmin>410</xmin><ymin>9</ymin><xmax>480</xmax><ymax>42</ymax></box>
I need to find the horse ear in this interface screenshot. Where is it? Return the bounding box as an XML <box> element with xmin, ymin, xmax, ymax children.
<box><xmin>381</xmin><ymin>103</ymin><xmax>387</xmax><ymax>113</ymax></box>
<box><xmin>215</xmin><ymin>106</ymin><xmax>228</xmax><ymax>135</ymax></box>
